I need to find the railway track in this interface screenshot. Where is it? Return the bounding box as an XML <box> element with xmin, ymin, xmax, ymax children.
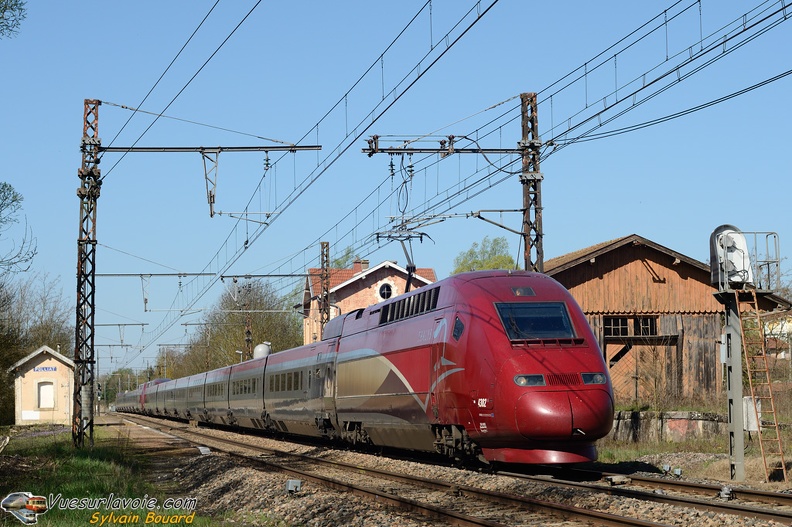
<box><xmin>525</xmin><ymin>465</ymin><xmax>792</xmax><ymax>507</ymax></box>
<box><xmin>500</xmin><ymin>468</ymin><xmax>792</xmax><ymax>524</ymax></box>
<box><xmin>115</xmin><ymin>414</ymin><xmax>792</xmax><ymax>526</ymax></box>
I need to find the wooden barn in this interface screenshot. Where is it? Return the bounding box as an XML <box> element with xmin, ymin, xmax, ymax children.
<box><xmin>544</xmin><ymin>234</ymin><xmax>789</xmax><ymax>406</ymax></box>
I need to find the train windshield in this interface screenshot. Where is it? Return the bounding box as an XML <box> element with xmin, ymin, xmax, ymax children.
<box><xmin>495</xmin><ymin>302</ymin><xmax>575</xmax><ymax>340</ymax></box>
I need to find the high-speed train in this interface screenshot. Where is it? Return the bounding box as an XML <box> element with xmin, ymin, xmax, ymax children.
<box><xmin>116</xmin><ymin>270</ymin><xmax>614</xmax><ymax>464</ymax></box>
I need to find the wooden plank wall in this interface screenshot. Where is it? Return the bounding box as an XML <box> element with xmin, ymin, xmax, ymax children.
<box><xmin>556</xmin><ymin>245</ymin><xmax>722</xmax><ymax>314</ymax></box>
<box><xmin>586</xmin><ymin>312</ymin><xmax>721</xmax><ymax>405</ymax></box>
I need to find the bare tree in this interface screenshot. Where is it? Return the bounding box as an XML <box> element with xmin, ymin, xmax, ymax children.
<box><xmin>0</xmin><ymin>0</ymin><xmax>26</xmax><ymax>39</ymax></box>
<box><xmin>0</xmin><ymin>182</ymin><xmax>36</xmax><ymax>273</ymax></box>
<box><xmin>9</xmin><ymin>272</ymin><xmax>73</xmax><ymax>351</ymax></box>
<box><xmin>0</xmin><ymin>272</ymin><xmax>73</xmax><ymax>424</ymax></box>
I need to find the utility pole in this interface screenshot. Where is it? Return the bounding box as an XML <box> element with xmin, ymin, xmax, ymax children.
<box><xmin>73</xmin><ymin>99</ymin><xmax>101</xmax><ymax>448</ymax></box>
<box><xmin>363</xmin><ymin>92</ymin><xmax>544</xmax><ymax>271</ymax></box>
<box><xmin>319</xmin><ymin>242</ymin><xmax>330</xmax><ymax>335</ymax></box>
<box><xmin>520</xmin><ymin>93</ymin><xmax>543</xmax><ymax>272</ymax></box>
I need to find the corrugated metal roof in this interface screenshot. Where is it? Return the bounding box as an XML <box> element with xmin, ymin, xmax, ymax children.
<box><xmin>544</xmin><ymin>234</ymin><xmax>707</xmax><ymax>275</ymax></box>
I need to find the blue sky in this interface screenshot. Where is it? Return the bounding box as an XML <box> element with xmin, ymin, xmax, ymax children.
<box><xmin>2</xmin><ymin>1</ymin><xmax>790</xmax><ymax>375</ymax></box>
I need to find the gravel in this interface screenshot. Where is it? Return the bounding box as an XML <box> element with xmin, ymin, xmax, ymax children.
<box><xmin>150</xmin><ymin>426</ymin><xmax>791</xmax><ymax>527</ymax></box>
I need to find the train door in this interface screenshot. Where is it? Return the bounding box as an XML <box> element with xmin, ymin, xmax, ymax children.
<box><xmin>430</xmin><ymin>316</ymin><xmax>448</xmax><ymax>421</ymax></box>
<box><xmin>316</xmin><ymin>339</ymin><xmax>339</xmax><ymax>432</ymax></box>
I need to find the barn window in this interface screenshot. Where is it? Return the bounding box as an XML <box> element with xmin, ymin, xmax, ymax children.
<box><xmin>603</xmin><ymin>317</ymin><xmax>629</xmax><ymax>337</ymax></box>
<box><xmin>635</xmin><ymin>317</ymin><xmax>658</xmax><ymax>336</ymax></box>
<box><xmin>604</xmin><ymin>316</ymin><xmax>658</xmax><ymax>337</ymax></box>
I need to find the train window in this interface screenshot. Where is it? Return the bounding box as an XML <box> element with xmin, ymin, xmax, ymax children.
<box><xmin>453</xmin><ymin>317</ymin><xmax>465</xmax><ymax>340</ymax></box>
<box><xmin>496</xmin><ymin>302</ymin><xmax>575</xmax><ymax>340</ymax></box>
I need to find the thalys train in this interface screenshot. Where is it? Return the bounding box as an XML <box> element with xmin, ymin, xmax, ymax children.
<box><xmin>116</xmin><ymin>270</ymin><xmax>614</xmax><ymax>464</ymax></box>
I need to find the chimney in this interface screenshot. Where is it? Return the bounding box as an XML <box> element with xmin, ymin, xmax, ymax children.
<box><xmin>352</xmin><ymin>258</ymin><xmax>369</xmax><ymax>273</ymax></box>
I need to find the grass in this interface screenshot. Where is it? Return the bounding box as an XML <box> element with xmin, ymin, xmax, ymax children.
<box><xmin>602</xmin><ymin>390</ymin><xmax>792</xmax><ymax>486</ymax></box>
<box><xmin>0</xmin><ymin>426</ymin><xmax>216</xmax><ymax>527</ymax></box>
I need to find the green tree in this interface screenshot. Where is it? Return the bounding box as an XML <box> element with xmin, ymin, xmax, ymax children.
<box><xmin>0</xmin><ymin>1</ymin><xmax>26</xmax><ymax>40</ymax></box>
<box><xmin>451</xmin><ymin>236</ymin><xmax>516</xmax><ymax>274</ymax></box>
<box><xmin>332</xmin><ymin>246</ymin><xmax>357</xmax><ymax>268</ymax></box>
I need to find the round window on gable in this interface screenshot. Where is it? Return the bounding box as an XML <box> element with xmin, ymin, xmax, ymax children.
<box><xmin>379</xmin><ymin>283</ymin><xmax>393</xmax><ymax>300</ymax></box>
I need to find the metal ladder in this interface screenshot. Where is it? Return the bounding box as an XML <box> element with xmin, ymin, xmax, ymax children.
<box><xmin>736</xmin><ymin>289</ymin><xmax>788</xmax><ymax>482</ymax></box>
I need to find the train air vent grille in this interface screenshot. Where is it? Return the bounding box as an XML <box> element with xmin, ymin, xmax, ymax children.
<box><xmin>379</xmin><ymin>286</ymin><xmax>440</xmax><ymax>325</ymax></box>
<box><xmin>546</xmin><ymin>373</ymin><xmax>581</xmax><ymax>386</ymax></box>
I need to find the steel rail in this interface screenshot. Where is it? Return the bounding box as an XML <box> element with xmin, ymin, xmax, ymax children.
<box><xmin>120</xmin><ymin>414</ymin><xmax>672</xmax><ymax>527</ymax></box>
<box><xmin>531</xmin><ymin>465</ymin><xmax>792</xmax><ymax>507</ymax></box>
<box><xmin>500</xmin><ymin>470</ymin><xmax>792</xmax><ymax>524</ymax></box>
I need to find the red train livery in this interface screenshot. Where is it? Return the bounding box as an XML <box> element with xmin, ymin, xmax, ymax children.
<box><xmin>117</xmin><ymin>270</ymin><xmax>614</xmax><ymax>464</ymax></box>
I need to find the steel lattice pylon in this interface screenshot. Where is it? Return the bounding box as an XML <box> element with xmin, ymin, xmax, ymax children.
<box><xmin>73</xmin><ymin>99</ymin><xmax>101</xmax><ymax>448</ymax></box>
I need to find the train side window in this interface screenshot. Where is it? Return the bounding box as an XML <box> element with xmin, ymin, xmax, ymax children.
<box><xmin>453</xmin><ymin>317</ymin><xmax>465</xmax><ymax>340</ymax></box>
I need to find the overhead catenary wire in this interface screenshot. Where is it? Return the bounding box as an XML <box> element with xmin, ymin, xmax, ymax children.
<box><xmin>554</xmin><ymin>67</ymin><xmax>792</xmax><ymax>144</ymax></box>
<box><xmin>111</xmin><ymin>0</ymin><xmax>790</xmax><ymax>367</ymax></box>
<box><xmin>259</xmin><ymin>0</ymin><xmax>792</xmax><ymax>299</ymax></box>
<box><xmin>102</xmin><ymin>102</ymin><xmax>295</xmax><ymax>146</ymax></box>
<box><xmin>101</xmin><ymin>0</ymin><xmax>221</xmax><ymax>158</ymax></box>
<box><xmin>100</xmin><ymin>0</ymin><xmax>263</xmax><ymax>183</ymax></box>
<box><xmin>113</xmin><ymin>1</ymin><xmax>499</xmax><ymax>367</ymax></box>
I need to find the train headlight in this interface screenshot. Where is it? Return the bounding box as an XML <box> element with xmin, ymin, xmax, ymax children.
<box><xmin>582</xmin><ymin>372</ymin><xmax>607</xmax><ymax>385</ymax></box>
<box><xmin>514</xmin><ymin>374</ymin><xmax>546</xmax><ymax>387</ymax></box>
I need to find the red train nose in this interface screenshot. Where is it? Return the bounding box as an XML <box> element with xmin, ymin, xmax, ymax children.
<box><xmin>515</xmin><ymin>390</ymin><xmax>613</xmax><ymax>440</ymax></box>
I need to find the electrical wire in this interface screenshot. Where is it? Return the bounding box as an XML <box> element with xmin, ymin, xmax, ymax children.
<box><xmin>101</xmin><ymin>101</ymin><xmax>294</xmax><ymax>146</ymax></box>
<box><xmin>100</xmin><ymin>1</ymin><xmax>221</xmax><ymax>174</ymax></box>
<box><xmin>101</xmin><ymin>1</ymin><xmax>263</xmax><ymax>183</ymax></box>
<box><xmin>260</xmin><ymin>0</ymin><xmax>792</xmax><ymax>299</ymax></box>
<box><xmin>554</xmin><ymin>67</ymin><xmax>792</xmax><ymax>144</ymax></box>
<box><xmin>126</xmin><ymin>1</ymin><xmax>500</xmax><ymax>359</ymax></box>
